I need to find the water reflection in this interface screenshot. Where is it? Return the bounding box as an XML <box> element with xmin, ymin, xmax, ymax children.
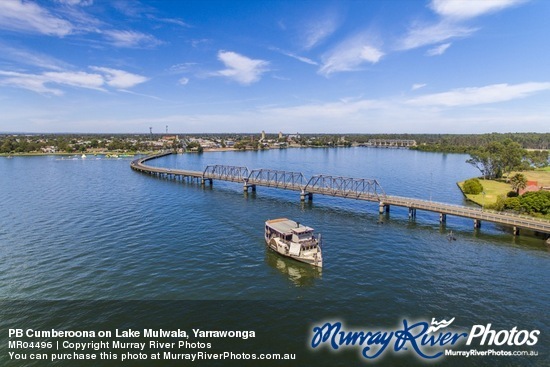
<box><xmin>265</xmin><ymin>251</ymin><xmax>322</xmax><ymax>287</ymax></box>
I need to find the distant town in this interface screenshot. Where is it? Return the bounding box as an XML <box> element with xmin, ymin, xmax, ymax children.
<box><xmin>0</xmin><ymin>132</ymin><xmax>548</xmax><ymax>155</ymax></box>
<box><xmin>0</xmin><ymin>132</ymin><xmax>395</xmax><ymax>155</ymax></box>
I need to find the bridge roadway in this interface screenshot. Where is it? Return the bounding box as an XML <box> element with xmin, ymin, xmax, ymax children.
<box><xmin>131</xmin><ymin>152</ymin><xmax>550</xmax><ymax>237</ymax></box>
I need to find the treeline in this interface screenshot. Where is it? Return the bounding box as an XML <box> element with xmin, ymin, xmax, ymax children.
<box><xmin>466</xmin><ymin>139</ymin><xmax>548</xmax><ymax>178</ymax></box>
<box><xmin>403</xmin><ymin>133</ymin><xmax>550</xmax><ymax>152</ymax></box>
<box><xmin>294</xmin><ymin>133</ymin><xmax>549</xmax><ymax>151</ymax></box>
<box><xmin>0</xmin><ymin>134</ymin><xmax>154</xmax><ymax>154</ymax></box>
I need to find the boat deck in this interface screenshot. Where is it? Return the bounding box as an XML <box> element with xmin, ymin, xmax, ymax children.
<box><xmin>266</xmin><ymin>218</ymin><xmax>313</xmax><ymax>235</ymax></box>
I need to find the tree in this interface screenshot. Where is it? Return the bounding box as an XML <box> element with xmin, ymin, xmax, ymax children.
<box><xmin>509</xmin><ymin>173</ymin><xmax>527</xmax><ymax>194</ymax></box>
<box><xmin>527</xmin><ymin>150</ymin><xmax>549</xmax><ymax>168</ymax></box>
<box><xmin>185</xmin><ymin>141</ymin><xmax>203</xmax><ymax>153</ymax></box>
<box><xmin>466</xmin><ymin>148</ymin><xmax>496</xmax><ymax>179</ymax></box>
<box><xmin>0</xmin><ymin>138</ymin><xmax>15</xmax><ymax>153</ymax></box>
<box><xmin>500</xmin><ymin>139</ymin><xmax>525</xmax><ymax>176</ymax></box>
<box><xmin>463</xmin><ymin>178</ymin><xmax>484</xmax><ymax>194</ymax></box>
<box><xmin>233</xmin><ymin>141</ymin><xmax>248</xmax><ymax>150</ymax></box>
<box><xmin>466</xmin><ymin>140</ymin><xmax>527</xmax><ymax>179</ymax></box>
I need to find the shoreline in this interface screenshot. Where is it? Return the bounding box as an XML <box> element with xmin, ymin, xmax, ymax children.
<box><xmin>0</xmin><ymin>145</ymin><xmax>362</xmax><ymax>157</ymax></box>
<box><xmin>0</xmin><ymin>151</ymin><xmax>147</xmax><ymax>157</ymax></box>
<box><xmin>457</xmin><ymin>175</ymin><xmax>550</xmax><ymax>220</ymax></box>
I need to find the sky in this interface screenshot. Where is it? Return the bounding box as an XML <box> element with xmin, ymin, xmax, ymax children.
<box><xmin>0</xmin><ymin>0</ymin><xmax>549</xmax><ymax>134</ymax></box>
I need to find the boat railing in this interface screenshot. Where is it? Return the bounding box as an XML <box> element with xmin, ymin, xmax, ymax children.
<box><xmin>299</xmin><ymin>238</ymin><xmax>319</xmax><ymax>247</ymax></box>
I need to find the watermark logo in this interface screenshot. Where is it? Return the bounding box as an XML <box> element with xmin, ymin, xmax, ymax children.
<box><xmin>427</xmin><ymin>317</ymin><xmax>455</xmax><ymax>333</ymax></box>
<box><xmin>310</xmin><ymin>318</ymin><xmax>540</xmax><ymax>361</ymax></box>
<box><xmin>467</xmin><ymin>324</ymin><xmax>539</xmax><ymax>347</ymax></box>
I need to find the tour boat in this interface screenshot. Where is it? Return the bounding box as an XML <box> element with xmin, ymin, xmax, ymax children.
<box><xmin>264</xmin><ymin>218</ymin><xmax>323</xmax><ymax>268</ymax></box>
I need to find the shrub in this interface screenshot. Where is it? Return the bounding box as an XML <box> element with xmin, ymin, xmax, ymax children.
<box><xmin>519</xmin><ymin>191</ymin><xmax>550</xmax><ymax>215</ymax></box>
<box><xmin>504</xmin><ymin>197</ymin><xmax>522</xmax><ymax>212</ymax></box>
<box><xmin>506</xmin><ymin>191</ymin><xmax>519</xmax><ymax>197</ymax></box>
<box><xmin>463</xmin><ymin>178</ymin><xmax>484</xmax><ymax>195</ymax></box>
<box><xmin>488</xmin><ymin>195</ymin><xmax>507</xmax><ymax>211</ymax></box>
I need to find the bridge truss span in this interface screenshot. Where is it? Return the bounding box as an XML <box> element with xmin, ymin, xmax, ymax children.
<box><xmin>247</xmin><ymin>169</ymin><xmax>306</xmax><ymax>190</ymax></box>
<box><xmin>203</xmin><ymin>165</ymin><xmax>249</xmax><ymax>182</ymax></box>
<box><xmin>305</xmin><ymin>175</ymin><xmax>386</xmax><ymax>200</ymax></box>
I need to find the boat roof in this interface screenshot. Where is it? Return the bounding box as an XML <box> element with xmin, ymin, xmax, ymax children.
<box><xmin>266</xmin><ymin>218</ymin><xmax>314</xmax><ymax>234</ymax></box>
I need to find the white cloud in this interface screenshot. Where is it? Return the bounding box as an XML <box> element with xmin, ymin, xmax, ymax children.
<box><xmin>179</xmin><ymin>77</ymin><xmax>189</xmax><ymax>85</ymax></box>
<box><xmin>286</xmin><ymin>53</ymin><xmax>318</xmax><ymax>66</ymax></box>
<box><xmin>397</xmin><ymin>21</ymin><xmax>475</xmax><ymax>50</ymax></box>
<box><xmin>0</xmin><ymin>0</ymin><xmax>73</xmax><ymax>36</ymax></box>
<box><xmin>0</xmin><ymin>70</ymin><xmax>104</xmax><ymax>95</ymax></box>
<box><xmin>43</xmin><ymin>71</ymin><xmax>104</xmax><ymax>89</ymax></box>
<box><xmin>319</xmin><ymin>33</ymin><xmax>384</xmax><ymax>76</ymax></box>
<box><xmin>214</xmin><ymin>51</ymin><xmax>269</xmax><ymax>85</ymax></box>
<box><xmin>412</xmin><ymin>83</ymin><xmax>427</xmax><ymax>90</ymax></box>
<box><xmin>103</xmin><ymin>30</ymin><xmax>162</xmax><ymax>48</ymax></box>
<box><xmin>118</xmin><ymin>89</ymin><xmax>162</xmax><ymax>101</ymax></box>
<box><xmin>0</xmin><ymin>44</ymin><xmax>71</xmax><ymax>71</ymax></box>
<box><xmin>270</xmin><ymin>47</ymin><xmax>318</xmax><ymax>65</ymax></box>
<box><xmin>89</xmin><ymin>67</ymin><xmax>149</xmax><ymax>89</ymax></box>
<box><xmin>168</xmin><ymin>63</ymin><xmax>197</xmax><ymax>74</ymax></box>
<box><xmin>4</xmin><ymin>84</ymin><xmax>549</xmax><ymax>133</ymax></box>
<box><xmin>56</xmin><ymin>0</ymin><xmax>93</xmax><ymax>6</ymax></box>
<box><xmin>430</xmin><ymin>0</ymin><xmax>525</xmax><ymax>20</ymax></box>
<box><xmin>426</xmin><ymin>43</ymin><xmax>451</xmax><ymax>56</ymax></box>
<box><xmin>199</xmin><ymin>94</ymin><xmax>548</xmax><ymax>133</ymax></box>
<box><xmin>191</xmin><ymin>39</ymin><xmax>210</xmax><ymax>48</ymax></box>
<box><xmin>0</xmin><ymin>67</ymin><xmax>148</xmax><ymax>95</ymax></box>
<box><xmin>407</xmin><ymin>82</ymin><xmax>550</xmax><ymax>107</ymax></box>
<box><xmin>360</xmin><ymin>46</ymin><xmax>384</xmax><ymax>63</ymax></box>
<box><xmin>397</xmin><ymin>0</ymin><xmax>526</xmax><ymax>53</ymax></box>
<box><xmin>148</xmin><ymin>15</ymin><xmax>190</xmax><ymax>28</ymax></box>
<box><xmin>0</xmin><ymin>71</ymin><xmax>63</xmax><ymax>95</ymax></box>
<box><xmin>262</xmin><ymin>98</ymin><xmax>386</xmax><ymax>121</ymax></box>
<box><xmin>303</xmin><ymin>17</ymin><xmax>338</xmax><ymax>50</ymax></box>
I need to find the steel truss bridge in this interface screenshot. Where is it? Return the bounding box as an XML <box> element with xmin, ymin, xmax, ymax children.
<box><xmin>363</xmin><ymin>139</ymin><xmax>417</xmax><ymax>147</ymax></box>
<box><xmin>131</xmin><ymin>152</ymin><xmax>550</xmax><ymax>238</ymax></box>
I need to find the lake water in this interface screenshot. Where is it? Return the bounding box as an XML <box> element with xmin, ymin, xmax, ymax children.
<box><xmin>0</xmin><ymin>148</ymin><xmax>548</xmax><ymax>366</ymax></box>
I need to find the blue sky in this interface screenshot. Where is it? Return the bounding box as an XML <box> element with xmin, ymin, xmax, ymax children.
<box><xmin>0</xmin><ymin>0</ymin><xmax>549</xmax><ymax>134</ymax></box>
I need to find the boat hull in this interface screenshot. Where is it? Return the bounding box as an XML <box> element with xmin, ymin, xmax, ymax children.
<box><xmin>266</xmin><ymin>238</ymin><xmax>322</xmax><ymax>268</ymax></box>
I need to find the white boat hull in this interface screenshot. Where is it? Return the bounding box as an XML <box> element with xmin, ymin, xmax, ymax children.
<box><xmin>266</xmin><ymin>237</ymin><xmax>322</xmax><ymax>268</ymax></box>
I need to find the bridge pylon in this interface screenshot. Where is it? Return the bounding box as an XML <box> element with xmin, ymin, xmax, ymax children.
<box><xmin>300</xmin><ymin>190</ymin><xmax>313</xmax><ymax>202</ymax></box>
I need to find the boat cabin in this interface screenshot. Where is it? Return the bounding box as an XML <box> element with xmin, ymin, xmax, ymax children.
<box><xmin>289</xmin><ymin>226</ymin><xmax>314</xmax><ymax>243</ymax></box>
<box><xmin>265</xmin><ymin>218</ymin><xmax>315</xmax><ymax>244</ymax></box>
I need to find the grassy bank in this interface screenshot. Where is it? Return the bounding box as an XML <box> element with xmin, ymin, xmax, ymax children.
<box><xmin>457</xmin><ymin>179</ymin><xmax>511</xmax><ymax>207</ymax></box>
<box><xmin>458</xmin><ymin>169</ymin><xmax>550</xmax><ymax>207</ymax></box>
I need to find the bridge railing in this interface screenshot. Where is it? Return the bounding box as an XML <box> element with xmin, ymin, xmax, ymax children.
<box><xmin>386</xmin><ymin>195</ymin><xmax>550</xmax><ymax>222</ymax></box>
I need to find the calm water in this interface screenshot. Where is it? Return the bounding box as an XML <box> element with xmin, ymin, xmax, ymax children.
<box><xmin>0</xmin><ymin>148</ymin><xmax>548</xmax><ymax>366</ymax></box>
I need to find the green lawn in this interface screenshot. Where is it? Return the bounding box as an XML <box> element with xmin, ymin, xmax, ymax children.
<box><xmin>458</xmin><ymin>169</ymin><xmax>550</xmax><ymax>206</ymax></box>
<box><xmin>457</xmin><ymin>179</ymin><xmax>511</xmax><ymax>207</ymax></box>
